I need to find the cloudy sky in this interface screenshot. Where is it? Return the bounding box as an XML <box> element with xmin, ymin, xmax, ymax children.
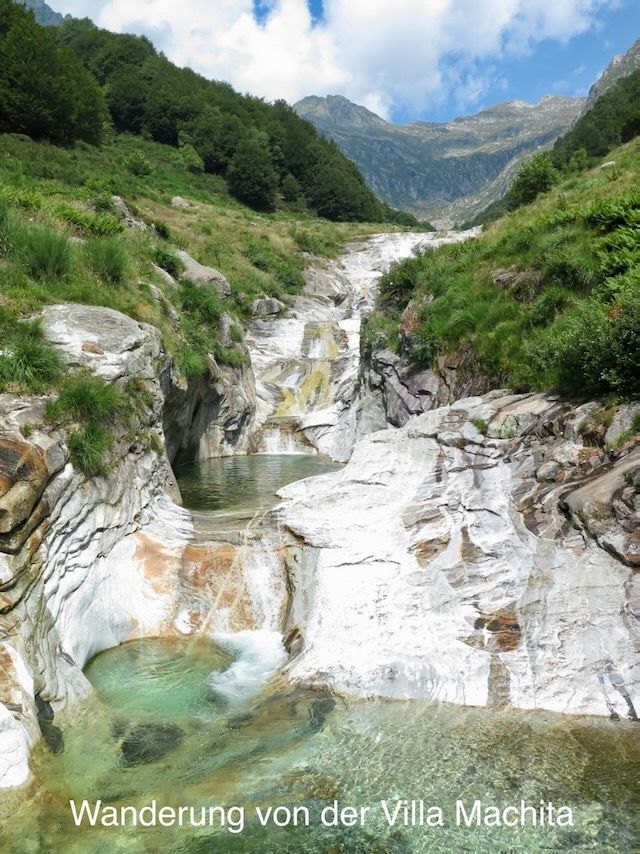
<box><xmin>53</xmin><ymin>0</ymin><xmax>640</xmax><ymax>123</ymax></box>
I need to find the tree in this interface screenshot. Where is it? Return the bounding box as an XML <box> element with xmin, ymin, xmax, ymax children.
<box><xmin>509</xmin><ymin>154</ymin><xmax>559</xmax><ymax>207</ymax></box>
<box><xmin>0</xmin><ymin>0</ymin><xmax>107</xmax><ymax>145</ymax></box>
<box><xmin>227</xmin><ymin>134</ymin><xmax>279</xmax><ymax>210</ymax></box>
<box><xmin>281</xmin><ymin>173</ymin><xmax>301</xmax><ymax>202</ymax></box>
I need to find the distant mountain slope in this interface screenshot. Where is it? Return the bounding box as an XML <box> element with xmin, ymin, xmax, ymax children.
<box><xmin>15</xmin><ymin>0</ymin><xmax>64</xmax><ymax>25</ymax></box>
<box><xmin>295</xmin><ymin>94</ymin><xmax>583</xmax><ymax>226</ymax></box>
<box><xmin>585</xmin><ymin>37</ymin><xmax>640</xmax><ymax>111</ymax></box>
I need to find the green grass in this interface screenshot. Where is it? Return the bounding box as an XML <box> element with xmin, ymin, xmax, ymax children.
<box><xmin>45</xmin><ymin>373</ymin><xmax>126</xmax><ymax>475</ymax></box>
<box><xmin>12</xmin><ymin>224</ymin><xmax>72</xmax><ymax>281</ymax></box>
<box><xmin>372</xmin><ymin>138</ymin><xmax>640</xmax><ymax>399</ymax></box>
<box><xmin>85</xmin><ymin>237</ymin><xmax>129</xmax><ymax>285</ymax></box>
<box><xmin>46</xmin><ymin>373</ymin><xmax>124</xmax><ymax>425</ymax></box>
<box><xmin>0</xmin><ymin>319</ymin><xmax>63</xmax><ymax>393</ymax></box>
<box><xmin>0</xmin><ymin>130</ymin><xmax>408</xmax><ymax>421</ymax></box>
<box><xmin>67</xmin><ymin>424</ymin><xmax>114</xmax><ymax>476</ymax></box>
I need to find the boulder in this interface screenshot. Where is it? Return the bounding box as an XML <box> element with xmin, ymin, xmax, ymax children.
<box><xmin>151</xmin><ymin>263</ymin><xmax>177</xmax><ymax>289</ymax></box>
<box><xmin>251</xmin><ymin>297</ymin><xmax>286</xmax><ymax>317</ymax></box>
<box><xmin>120</xmin><ymin>722</ymin><xmax>183</xmax><ymax>766</ymax></box>
<box><xmin>171</xmin><ymin>196</ymin><xmax>190</xmax><ymax>209</ymax></box>
<box><xmin>176</xmin><ymin>250</ymin><xmax>231</xmax><ymax>296</ymax></box>
<box><xmin>41</xmin><ymin>304</ymin><xmax>160</xmax><ymax>384</ymax></box>
<box><xmin>490</xmin><ymin>267</ymin><xmax>542</xmax><ymax>301</ymax></box>
<box><xmin>111</xmin><ymin>195</ymin><xmax>147</xmax><ymax>230</ymax></box>
<box><xmin>604</xmin><ymin>404</ymin><xmax>640</xmax><ymax>447</ymax></box>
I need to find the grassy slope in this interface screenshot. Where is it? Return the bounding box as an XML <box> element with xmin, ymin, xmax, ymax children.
<box><xmin>367</xmin><ymin>138</ymin><xmax>640</xmax><ymax>401</ymax></box>
<box><xmin>0</xmin><ymin>131</ymin><xmax>407</xmax><ymax>471</ymax></box>
<box><xmin>0</xmin><ymin>132</ymin><xmax>400</xmax><ymax>372</ymax></box>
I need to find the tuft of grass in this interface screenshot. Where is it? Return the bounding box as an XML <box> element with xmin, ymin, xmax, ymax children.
<box><xmin>0</xmin><ymin>195</ymin><xmax>10</xmax><ymax>256</ymax></box>
<box><xmin>46</xmin><ymin>373</ymin><xmax>124</xmax><ymax>425</ymax></box>
<box><xmin>67</xmin><ymin>424</ymin><xmax>113</xmax><ymax>476</ymax></box>
<box><xmin>0</xmin><ymin>319</ymin><xmax>63</xmax><ymax>393</ymax></box>
<box><xmin>85</xmin><ymin>237</ymin><xmax>129</xmax><ymax>285</ymax></box>
<box><xmin>471</xmin><ymin>417</ymin><xmax>489</xmax><ymax>434</ymax></box>
<box><xmin>12</xmin><ymin>225</ymin><xmax>72</xmax><ymax>280</ymax></box>
<box><xmin>290</xmin><ymin>228</ymin><xmax>340</xmax><ymax>257</ymax></box>
<box><xmin>177</xmin><ymin>347</ymin><xmax>207</xmax><ymax>378</ymax></box>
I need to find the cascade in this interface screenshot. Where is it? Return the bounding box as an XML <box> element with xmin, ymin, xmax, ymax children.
<box><xmin>246</xmin><ymin>230</ymin><xmax>478</xmax><ymax>461</ymax></box>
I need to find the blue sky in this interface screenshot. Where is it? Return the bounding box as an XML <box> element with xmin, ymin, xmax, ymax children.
<box><xmin>55</xmin><ymin>0</ymin><xmax>640</xmax><ymax>124</ymax></box>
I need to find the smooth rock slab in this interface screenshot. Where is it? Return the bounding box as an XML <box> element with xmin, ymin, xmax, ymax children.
<box><xmin>41</xmin><ymin>304</ymin><xmax>160</xmax><ymax>383</ymax></box>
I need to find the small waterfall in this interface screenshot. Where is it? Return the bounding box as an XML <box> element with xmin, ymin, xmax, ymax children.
<box><xmin>208</xmin><ymin>629</ymin><xmax>287</xmax><ymax>708</ymax></box>
<box><xmin>246</xmin><ymin>230</ymin><xmax>480</xmax><ymax>460</ymax></box>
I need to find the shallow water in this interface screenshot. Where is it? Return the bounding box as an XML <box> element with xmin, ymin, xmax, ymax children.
<box><xmin>177</xmin><ymin>453</ymin><xmax>341</xmax><ymax>514</ymax></box>
<box><xmin>1</xmin><ymin>451</ymin><xmax>638</xmax><ymax>852</ymax></box>
<box><xmin>0</xmin><ymin>639</ymin><xmax>637</xmax><ymax>852</ymax></box>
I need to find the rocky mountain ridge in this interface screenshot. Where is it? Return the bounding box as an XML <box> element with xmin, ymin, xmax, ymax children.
<box><xmin>295</xmin><ymin>94</ymin><xmax>584</xmax><ymax>227</ymax></box>
<box><xmin>15</xmin><ymin>0</ymin><xmax>64</xmax><ymax>25</ymax></box>
<box><xmin>586</xmin><ymin>37</ymin><xmax>640</xmax><ymax>111</ymax></box>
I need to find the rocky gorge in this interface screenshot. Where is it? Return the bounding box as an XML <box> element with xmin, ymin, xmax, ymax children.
<box><xmin>0</xmin><ymin>229</ymin><xmax>638</xmax><ymax>793</ymax></box>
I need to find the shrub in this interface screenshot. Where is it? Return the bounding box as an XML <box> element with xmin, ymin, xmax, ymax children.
<box><xmin>282</xmin><ymin>173</ymin><xmax>301</xmax><ymax>202</ymax></box>
<box><xmin>0</xmin><ymin>319</ymin><xmax>63</xmax><ymax>393</ymax></box>
<box><xmin>509</xmin><ymin>154</ymin><xmax>560</xmax><ymax>207</ymax></box>
<box><xmin>153</xmin><ymin>246</ymin><xmax>183</xmax><ymax>278</ymax></box>
<box><xmin>125</xmin><ymin>152</ymin><xmax>152</xmax><ymax>177</ymax></box>
<box><xmin>13</xmin><ymin>225</ymin><xmax>72</xmax><ymax>280</ymax></box>
<box><xmin>85</xmin><ymin>237</ymin><xmax>129</xmax><ymax>285</ymax></box>
<box><xmin>378</xmin><ymin>257</ymin><xmax>419</xmax><ymax>309</ymax></box>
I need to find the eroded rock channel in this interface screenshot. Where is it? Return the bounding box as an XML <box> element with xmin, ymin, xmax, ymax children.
<box><xmin>0</xmin><ymin>231</ymin><xmax>637</xmax><ymax>842</ymax></box>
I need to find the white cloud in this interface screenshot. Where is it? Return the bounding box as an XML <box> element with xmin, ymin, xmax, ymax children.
<box><xmin>56</xmin><ymin>0</ymin><xmax>619</xmax><ymax>117</ymax></box>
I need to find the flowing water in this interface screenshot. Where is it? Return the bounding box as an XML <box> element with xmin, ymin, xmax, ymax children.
<box><xmin>0</xmin><ymin>234</ymin><xmax>637</xmax><ymax>851</ymax></box>
<box><xmin>1</xmin><ymin>450</ymin><xmax>637</xmax><ymax>852</ymax></box>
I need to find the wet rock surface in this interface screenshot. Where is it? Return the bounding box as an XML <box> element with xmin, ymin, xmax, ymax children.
<box><xmin>120</xmin><ymin>722</ymin><xmax>184</xmax><ymax>767</ymax></box>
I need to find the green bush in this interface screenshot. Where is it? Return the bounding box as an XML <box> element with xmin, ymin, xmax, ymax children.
<box><xmin>13</xmin><ymin>225</ymin><xmax>72</xmax><ymax>280</ymax></box>
<box><xmin>509</xmin><ymin>154</ymin><xmax>560</xmax><ymax>207</ymax></box>
<box><xmin>85</xmin><ymin>237</ymin><xmax>129</xmax><ymax>285</ymax></box>
<box><xmin>0</xmin><ymin>319</ymin><xmax>63</xmax><ymax>393</ymax></box>
<box><xmin>125</xmin><ymin>152</ymin><xmax>152</xmax><ymax>177</ymax></box>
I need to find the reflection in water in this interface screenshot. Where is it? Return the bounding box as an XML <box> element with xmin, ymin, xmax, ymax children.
<box><xmin>0</xmin><ymin>637</ymin><xmax>637</xmax><ymax>853</ymax></box>
<box><xmin>176</xmin><ymin>453</ymin><xmax>341</xmax><ymax>514</ymax></box>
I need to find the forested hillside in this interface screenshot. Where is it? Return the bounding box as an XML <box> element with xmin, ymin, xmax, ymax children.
<box><xmin>1</xmin><ymin>0</ymin><xmax>414</xmax><ymax>224</ymax></box>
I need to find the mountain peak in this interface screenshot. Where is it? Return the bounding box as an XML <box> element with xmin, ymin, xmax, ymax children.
<box><xmin>586</xmin><ymin>37</ymin><xmax>640</xmax><ymax>110</ymax></box>
<box><xmin>294</xmin><ymin>92</ymin><xmax>584</xmax><ymax>227</ymax></box>
<box><xmin>295</xmin><ymin>95</ymin><xmax>389</xmax><ymax>130</ymax></box>
<box><xmin>14</xmin><ymin>0</ymin><xmax>65</xmax><ymax>26</ymax></box>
